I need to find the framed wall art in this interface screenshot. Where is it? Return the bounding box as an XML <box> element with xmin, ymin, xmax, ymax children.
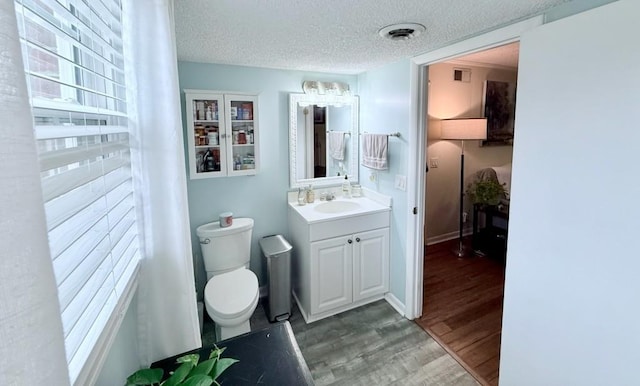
<box><xmin>482</xmin><ymin>80</ymin><xmax>516</xmax><ymax>146</ymax></box>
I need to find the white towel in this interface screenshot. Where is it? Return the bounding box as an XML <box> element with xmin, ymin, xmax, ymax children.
<box><xmin>328</xmin><ymin>131</ymin><xmax>346</xmax><ymax>161</ymax></box>
<box><xmin>362</xmin><ymin>133</ymin><xmax>388</xmax><ymax>170</ymax></box>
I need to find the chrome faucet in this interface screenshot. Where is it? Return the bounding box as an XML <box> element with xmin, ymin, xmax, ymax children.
<box><xmin>325</xmin><ymin>192</ymin><xmax>336</xmax><ymax>201</ymax></box>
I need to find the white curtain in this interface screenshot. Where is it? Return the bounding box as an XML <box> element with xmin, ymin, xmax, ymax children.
<box><xmin>123</xmin><ymin>0</ymin><xmax>202</xmax><ymax>365</ymax></box>
<box><xmin>0</xmin><ymin>2</ymin><xmax>70</xmax><ymax>385</ymax></box>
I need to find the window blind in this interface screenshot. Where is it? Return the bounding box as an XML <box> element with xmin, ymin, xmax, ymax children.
<box><xmin>14</xmin><ymin>0</ymin><xmax>140</xmax><ymax>383</ymax></box>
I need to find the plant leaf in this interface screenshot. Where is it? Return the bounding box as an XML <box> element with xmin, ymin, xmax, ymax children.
<box><xmin>161</xmin><ymin>362</ymin><xmax>195</xmax><ymax>386</ymax></box>
<box><xmin>188</xmin><ymin>358</ymin><xmax>216</xmax><ymax>377</ymax></box>
<box><xmin>208</xmin><ymin>346</ymin><xmax>226</xmax><ymax>360</ymax></box>
<box><xmin>126</xmin><ymin>368</ymin><xmax>163</xmax><ymax>385</ymax></box>
<box><xmin>210</xmin><ymin>358</ymin><xmax>239</xmax><ymax>380</ymax></box>
<box><xmin>176</xmin><ymin>353</ymin><xmax>200</xmax><ymax>366</ymax></box>
<box><xmin>180</xmin><ymin>374</ymin><xmax>214</xmax><ymax>386</ymax></box>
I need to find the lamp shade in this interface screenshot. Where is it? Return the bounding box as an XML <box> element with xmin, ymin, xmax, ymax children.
<box><xmin>441</xmin><ymin>118</ymin><xmax>487</xmax><ymax>140</ymax></box>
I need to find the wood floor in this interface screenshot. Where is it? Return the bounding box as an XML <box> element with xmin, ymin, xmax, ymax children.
<box><xmin>415</xmin><ymin>237</ymin><xmax>505</xmax><ymax>386</ymax></box>
<box><xmin>204</xmin><ymin>300</ymin><xmax>479</xmax><ymax>385</ymax></box>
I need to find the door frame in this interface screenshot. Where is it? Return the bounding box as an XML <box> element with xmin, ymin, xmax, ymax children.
<box><xmin>404</xmin><ymin>16</ymin><xmax>543</xmax><ymax>320</ymax></box>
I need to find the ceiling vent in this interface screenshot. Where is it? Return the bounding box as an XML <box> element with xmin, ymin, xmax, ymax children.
<box><xmin>378</xmin><ymin>23</ymin><xmax>426</xmax><ymax>41</ymax></box>
<box><xmin>453</xmin><ymin>68</ymin><xmax>472</xmax><ymax>83</ymax></box>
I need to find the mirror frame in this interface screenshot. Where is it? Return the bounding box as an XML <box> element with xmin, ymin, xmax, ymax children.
<box><xmin>289</xmin><ymin>93</ymin><xmax>359</xmax><ymax>188</ymax></box>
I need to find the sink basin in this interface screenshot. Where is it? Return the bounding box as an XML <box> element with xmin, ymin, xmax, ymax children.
<box><xmin>314</xmin><ymin>200</ymin><xmax>361</xmax><ymax>213</ymax></box>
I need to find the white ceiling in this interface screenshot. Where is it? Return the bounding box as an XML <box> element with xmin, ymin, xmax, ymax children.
<box><xmin>174</xmin><ymin>0</ymin><xmax>569</xmax><ymax>74</ymax></box>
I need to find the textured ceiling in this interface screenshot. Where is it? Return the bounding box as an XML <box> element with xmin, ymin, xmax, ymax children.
<box><xmin>174</xmin><ymin>0</ymin><xmax>570</xmax><ymax>74</ymax></box>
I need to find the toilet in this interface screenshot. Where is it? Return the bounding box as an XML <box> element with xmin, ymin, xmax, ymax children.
<box><xmin>196</xmin><ymin>218</ymin><xmax>259</xmax><ymax>341</ymax></box>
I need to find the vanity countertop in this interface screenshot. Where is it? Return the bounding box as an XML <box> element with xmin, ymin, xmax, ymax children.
<box><xmin>288</xmin><ymin>193</ymin><xmax>391</xmax><ymax>224</ymax></box>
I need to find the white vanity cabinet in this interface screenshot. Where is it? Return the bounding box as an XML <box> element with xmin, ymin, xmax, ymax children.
<box><xmin>288</xmin><ymin>198</ymin><xmax>390</xmax><ymax>323</ymax></box>
<box><xmin>185</xmin><ymin>90</ymin><xmax>259</xmax><ymax>179</ymax></box>
<box><xmin>310</xmin><ymin>235</ymin><xmax>353</xmax><ymax>313</ymax></box>
<box><xmin>311</xmin><ymin>228</ymin><xmax>389</xmax><ymax>314</ymax></box>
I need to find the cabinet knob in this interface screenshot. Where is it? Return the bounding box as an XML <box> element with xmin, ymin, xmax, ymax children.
<box><xmin>347</xmin><ymin>239</ymin><xmax>352</xmax><ymax>244</ymax></box>
<box><xmin>356</xmin><ymin>237</ymin><xmax>360</xmax><ymax>242</ymax></box>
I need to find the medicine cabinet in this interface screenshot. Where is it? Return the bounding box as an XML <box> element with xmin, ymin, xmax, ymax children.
<box><xmin>185</xmin><ymin>90</ymin><xmax>259</xmax><ymax>179</ymax></box>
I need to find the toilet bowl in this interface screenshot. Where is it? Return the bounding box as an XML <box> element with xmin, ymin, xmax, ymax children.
<box><xmin>204</xmin><ymin>267</ymin><xmax>259</xmax><ymax>340</ymax></box>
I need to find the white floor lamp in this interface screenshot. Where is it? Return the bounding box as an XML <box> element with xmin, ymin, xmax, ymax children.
<box><xmin>441</xmin><ymin>118</ymin><xmax>487</xmax><ymax>257</ymax></box>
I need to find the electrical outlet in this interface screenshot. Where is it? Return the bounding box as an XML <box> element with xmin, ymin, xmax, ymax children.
<box><xmin>462</xmin><ymin>211</ymin><xmax>468</xmax><ymax>223</ymax></box>
<box><xmin>429</xmin><ymin>157</ymin><xmax>439</xmax><ymax>168</ymax></box>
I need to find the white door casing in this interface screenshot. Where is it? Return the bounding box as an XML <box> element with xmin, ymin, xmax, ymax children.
<box><xmin>406</xmin><ymin>16</ymin><xmax>543</xmax><ymax>320</ymax></box>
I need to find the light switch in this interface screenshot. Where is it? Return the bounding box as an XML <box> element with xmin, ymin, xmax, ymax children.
<box><xmin>395</xmin><ymin>175</ymin><xmax>407</xmax><ymax>191</ymax></box>
<box><xmin>429</xmin><ymin>157</ymin><xmax>439</xmax><ymax>168</ymax></box>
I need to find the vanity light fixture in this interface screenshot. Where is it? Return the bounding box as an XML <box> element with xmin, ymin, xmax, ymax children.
<box><xmin>302</xmin><ymin>81</ymin><xmax>350</xmax><ymax>96</ymax></box>
<box><xmin>302</xmin><ymin>81</ymin><xmax>352</xmax><ymax>106</ymax></box>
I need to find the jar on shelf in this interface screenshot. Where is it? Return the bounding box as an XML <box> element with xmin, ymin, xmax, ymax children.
<box><xmin>238</xmin><ymin>130</ymin><xmax>247</xmax><ymax>144</ymax></box>
<box><xmin>207</xmin><ymin>131</ymin><xmax>218</xmax><ymax>146</ymax></box>
<box><xmin>242</xmin><ymin>103</ymin><xmax>252</xmax><ymax>119</ymax></box>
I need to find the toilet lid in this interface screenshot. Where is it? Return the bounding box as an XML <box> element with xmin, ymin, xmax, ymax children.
<box><xmin>205</xmin><ymin>268</ymin><xmax>258</xmax><ymax>319</ymax></box>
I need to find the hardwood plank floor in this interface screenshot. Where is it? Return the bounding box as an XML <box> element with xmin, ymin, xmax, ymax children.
<box><xmin>415</xmin><ymin>237</ymin><xmax>505</xmax><ymax>386</ymax></box>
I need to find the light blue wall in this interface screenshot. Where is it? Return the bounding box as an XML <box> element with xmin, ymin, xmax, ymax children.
<box><xmin>177</xmin><ymin>62</ymin><xmax>357</xmax><ymax>296</ymax></box>
<box><xmin>357</xmin><ymin>59</ymin><xmax>412</xmax><ymax>303</ymax></box>
<box><xmin>95</xmin><ymin>295</ymin><xmax>140</xmax><ymax>386</ymax></box>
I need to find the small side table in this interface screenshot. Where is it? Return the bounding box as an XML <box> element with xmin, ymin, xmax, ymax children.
<box><xmin>472</xmin><ymin>203</ymin><xmax>509</xmax><ymax>261</ymax></box>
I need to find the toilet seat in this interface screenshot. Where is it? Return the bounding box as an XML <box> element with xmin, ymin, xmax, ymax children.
<box><xmin>204</xmin><ymin>268</ymin><xmax>258</xmax><ymax>320</ymax></box>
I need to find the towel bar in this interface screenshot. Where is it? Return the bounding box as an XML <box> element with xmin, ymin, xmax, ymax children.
<box><xmin>360</xmin><ymin>132</ymin><xmax>401</xmax><ymax>138</ymax></box>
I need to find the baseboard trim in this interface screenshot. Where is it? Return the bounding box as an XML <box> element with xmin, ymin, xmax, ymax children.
<box><xmin>426</xmin><ymin>228</ymin><xmax>473</xmax><ymax>246</ymax></box>
<box><xmin>385</xmin><ymin>293</ymin><xmax>406</xmax><ymax>317</ymax></box>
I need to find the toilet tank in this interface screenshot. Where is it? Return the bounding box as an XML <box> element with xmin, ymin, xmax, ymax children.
<box><xmin>196</xmin><ymin>218</ymin><xmax>254</xmax><ymax>279</ymax></box>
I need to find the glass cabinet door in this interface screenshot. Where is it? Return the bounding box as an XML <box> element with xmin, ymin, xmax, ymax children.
<box><xmin>224</xmin><ymin>94</ymin><xmax>258</xmax><ymax>176</ymax></box>
<box><xmin>186</xmin><ymin>92</ymin><xmax>225</xmax><ymax>179</ymax></box>
<box><xmin>185</xmin><ymin>91</ymin><xmax>258</xmax><ymax>179</ymax></box>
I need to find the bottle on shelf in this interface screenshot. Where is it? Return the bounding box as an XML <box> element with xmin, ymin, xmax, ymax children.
<box><xmin>202</xmin><ymin>149</ymin><xmax>214</xmax><ymax>172</ymax></box>
<box><xmin>205</xmin><ymin>106</ymin><xmax>213</xmax><ymax>120</ymax></box>
<box><xmin>238</xmin><ymin>130</ymin><xmax>247</xmax><ymax>144</ymax></box>
<box><xmin>207</xmin><ymin>131</ymin><xmax>218</xmax><ymax>146</ymax></box>
<box><xmin>234</xmin><ymin>153</ymin><xmax>241</xmax><ymax>170</ymax></box>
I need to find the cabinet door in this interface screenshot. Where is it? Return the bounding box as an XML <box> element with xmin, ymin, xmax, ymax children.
<box><xmin>353</xmin><ymin>228</ymin><xmax>389</xmax><ymax>301</ymax></box>
<box><xmin>310</xmin><ymin>236</ymin><xmax>353</xmax><ymax>314</ymax></box>
<box><xmin>185</xmin><ymin>92</ymin><xmax>226</xmax><ymax>179</ymax></box>
<box><xmin>224</xmin><ymin>94</ymin><xmax>258</xmax><ymax>176</ymax></box>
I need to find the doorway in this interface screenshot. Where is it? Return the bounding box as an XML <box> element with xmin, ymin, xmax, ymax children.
<box><xmin>407</xmin><ymin>17</ymin><xmax>542</xmax><ymax>384</ymax></box>
<box><xmin>414</xmin><ymin>41</ymin><xmax>520</xmax><ymax>386</ymax></box>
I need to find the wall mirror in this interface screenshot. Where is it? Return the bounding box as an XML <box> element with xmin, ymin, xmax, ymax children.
<box><xmin>289</xmin><ymin>93</ymin><xmax>359</xmax><ymax>188</ymax></box>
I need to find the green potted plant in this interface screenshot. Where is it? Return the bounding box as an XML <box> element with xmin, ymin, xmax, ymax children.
<box><xmin>126</xmin><ymin>345</ymin><xmax>238</xmax><ymax>386</ymax></box>
<box><xmin>466</xmin><ymin>178</ymin><xmax>506</xmax><ymax>207</ymax></box>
